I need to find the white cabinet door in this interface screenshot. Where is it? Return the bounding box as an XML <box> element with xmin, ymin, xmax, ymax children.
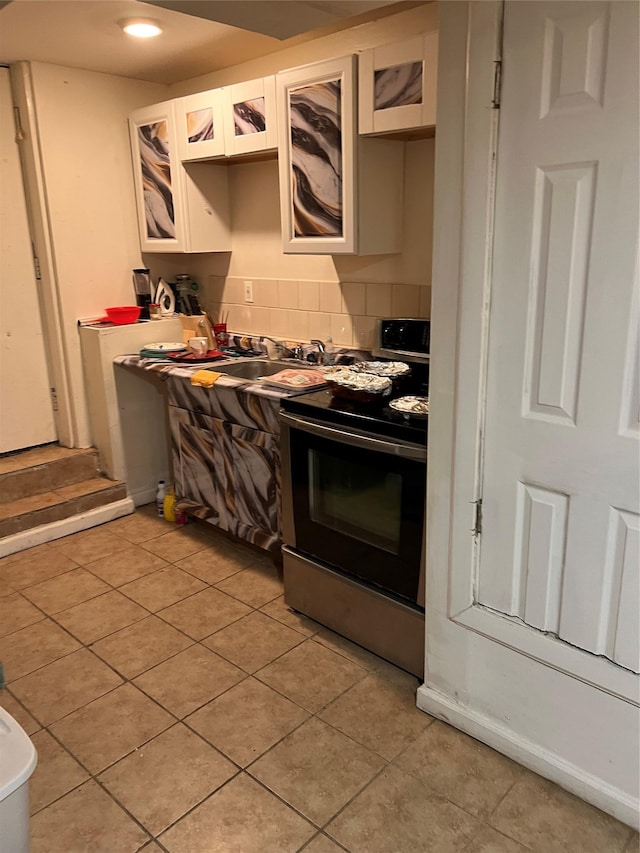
<box><xmin>276</xmin><ymin>56</ymin><xmax>357</xmax><ymax>255</ymax></box>
<box><xmin>129</xmin><ymin>100</ymin><xmax>186</xmax><ymax>252</ymax></box>
<box><xmin>477</xmin><ymin>1</ymin><xmax>639</xmax><ymax>674</ymax></box>
<box><xmin>359</xmin><ymin>33</ymin><xmax>438</xmax><ymax>135</ymax></box>
<box><xmin>130</xmin><ymin>101</ymin><xmax>232</xmax><ymax>254</ymax></box>
<box><xmin>223</xmin><ymin>76</ymin><xmax>277</xmax><ymax>156</ymax></box>
<box><xmin>178</xmin><ymin>90</ymin><xmax>225</xmax><ymax>162</ymax></box>
<box><xmin>276</xmin><ymin>56</ymin><xmax>403</xmax><ymax>256</ymax></box>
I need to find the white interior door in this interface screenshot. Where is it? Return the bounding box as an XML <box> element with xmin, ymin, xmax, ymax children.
<box><xmin>0</xmin><ymin>67</ymin><xmax>56</xmax><ymax>453</ymax></box>
<box><xmin>478</xmin><ymin>2</ymin><xmax>639</xmax><ymax>673</ymax></box>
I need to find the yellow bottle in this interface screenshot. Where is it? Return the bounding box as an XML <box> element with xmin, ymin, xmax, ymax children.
<box><xmin>163</xmin><ymin>488</ymin><xmax>176</xmax><ymax>523</ymax></box>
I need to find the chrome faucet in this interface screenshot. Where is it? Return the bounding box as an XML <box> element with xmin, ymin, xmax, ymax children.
<box><xmin>310</xmin><ymin>339</ymin><xmax>326</xmax><ymax>364</ymax></box>
<box><xmin>260</xmin><ymin>336</ymin><xmax>285</xmax><ymax>359</ymax></box>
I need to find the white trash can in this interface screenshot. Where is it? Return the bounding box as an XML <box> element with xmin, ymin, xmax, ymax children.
<box><xmin>0</xmin><ymin>705</ymin><xmax>37</xmax><ymax>853</ymax></box>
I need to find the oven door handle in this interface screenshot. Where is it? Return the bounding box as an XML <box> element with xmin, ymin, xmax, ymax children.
<box><xmin>280</xmin><ymin>412</ymin><xmax>427</xmax><ymax>462</ymax></box>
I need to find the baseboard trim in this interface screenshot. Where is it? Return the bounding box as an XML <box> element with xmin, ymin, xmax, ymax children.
<box><xmin>129</xmin><ymin>486</ymin><xmax>157</xmax><ymax>508</ymax></box>
<box><xmin>416</xmin><ymin>684</ymin><xmax>639</xmax><ymax>830</ymax></box>
<box><xmin>0</xmin><ymin>498</ymin><xmax>134</xmax><ymax>558</ymax></box>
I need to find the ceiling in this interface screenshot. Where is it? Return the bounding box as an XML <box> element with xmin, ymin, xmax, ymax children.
<box><xmin>0</xmin><ymin>0</ymin><xmax>409</xmax><ymax>85</ymax></box>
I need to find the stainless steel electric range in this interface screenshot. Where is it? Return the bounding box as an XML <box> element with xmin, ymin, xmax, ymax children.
<box><xmin>279</xmin><ymin>319</ymin><xmax>429</xmax><ymax>677</ymax></box>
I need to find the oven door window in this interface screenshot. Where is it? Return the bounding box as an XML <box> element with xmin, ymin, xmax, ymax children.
<box><xmin>290</xmin><ymin>428</ymin><xmax>425</xmax><ymax>605</ymax></box>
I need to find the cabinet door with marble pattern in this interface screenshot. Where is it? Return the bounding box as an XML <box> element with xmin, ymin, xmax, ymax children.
<box><xmin>228</xmin><ymin>423</ymin><xmax>280</xmax><ymax>538</ymax></box>
<box><xmin>223</xmin><ymin>76</ymin><xmax>277</xmax><ymax>157</ymax></box>
<box><xmin>178</xmin><ymin>89</ymin><xmax>226</xmax><ymax>161</ymax></box>
<box><xmin>359</xmin><ymin>33</ymin><xmax>438</xmax><ymax>135</ymax></box>
<box><xmin>276</xmin><ymin>55</ymin><xmax>357</xmax><ymax>254</ymax></box>
<box><xmin>129</xmin><ymin>100</ymin><xmax>186</xmax><ymax>252</ymax></box>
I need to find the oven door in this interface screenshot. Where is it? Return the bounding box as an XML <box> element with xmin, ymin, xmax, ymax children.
<box><xmin>280</xmin><ymin>412</ymin><xmax>426</xmax><ymax>606</ymax></box>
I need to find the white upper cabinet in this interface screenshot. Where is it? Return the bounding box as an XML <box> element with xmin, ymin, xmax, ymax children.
<box><xmin>129</xmin><ymin>100</ymin><xmax>231</xmax><ymax>254</ymax></box>
<box><xmin>359</xmin><ymin>33</ymin><xmax>438</xmax><ymax>135</ymax></box>
<box><xmin>177</xmin><ymin>89</ymin><xmax>226</xmax><ymax>161</ymax></box>
<box><xmin>276</xmin><ymin>55</ymin><xmax>403</xmax><ymax>256</ymax></box>
<box><xmin>223</xmin><ymin>76</ymin><xmax>278</xmax><ymax>157</ymax></box>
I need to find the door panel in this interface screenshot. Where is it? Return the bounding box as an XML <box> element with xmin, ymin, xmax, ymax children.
<box><xmin>478</xmin><ymin>1</ymin><xmax>639</xmax><ymax>671</ymax></box>
<box><xmin>0</xmin><ymin>68</ymin><xmax>55</xmax><ymax>452</ymax></box>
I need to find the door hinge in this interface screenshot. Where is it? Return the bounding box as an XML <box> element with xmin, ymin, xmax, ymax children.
<box><xmin>33</xmin><ymin>252</ymin><xmax>41</xmax><ymax>281</ymax></box>
<box><xmin>472</xmin><ymin>499</ymin><xmax>483</xmax><ymax>536</ymax></box>
<box><xmin>50</xmin><ymin>387</ymin><xmax>59</xmax><ymax>412</ymax></box>
<box><xmin>492</xmin><ymin>60</ymin><xmax>502</xmax><ymax>109</ymax></box>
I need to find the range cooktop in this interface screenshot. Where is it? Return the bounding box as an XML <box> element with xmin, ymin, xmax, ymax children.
<box><xmin>281</xmin><ymin>386</ymin><xmax>428</xmax><ymax>446</ymax></box>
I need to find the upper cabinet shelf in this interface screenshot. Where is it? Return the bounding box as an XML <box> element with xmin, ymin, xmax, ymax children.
<box><xmin>359</xmin><ymin>33</ymin><xmax>438</xmax><ymax>136</ymax></box>
<box><xmin>223</xmin><ymin>76</ymin><xmax>278</xmax><ymax>157</ymax></box>
<box><xmin>276</xmin><ymin>55</ymin><xmax>404</xmax><ymax>256</ymax></box>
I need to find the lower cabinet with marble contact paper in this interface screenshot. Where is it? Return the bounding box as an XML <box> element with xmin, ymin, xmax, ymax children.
<box><xmin>168</xmin><ymin>402</ymin><xmax>281</xmax><ymax>554</ymax></box>
<box><xmin>276</xmin><ymin>55</ymin><xmax>404</xmax><ymax>255</ymax></box>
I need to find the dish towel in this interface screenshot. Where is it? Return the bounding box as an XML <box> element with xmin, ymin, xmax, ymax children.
<box><xmin>191</xmin><ymin>370</ymin><xmax>221</xmax><ymax>387</ymax></box>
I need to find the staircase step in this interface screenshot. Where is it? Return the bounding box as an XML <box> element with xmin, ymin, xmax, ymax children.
<box><xmin>0</xmin><ymin>446</ymin><xmax>100</xmax><ymax>505</ymax></box>
<box><xmin>0</xmin><ymin>476</ymin><xmax>126</xmax><ymax>538</ymax></box>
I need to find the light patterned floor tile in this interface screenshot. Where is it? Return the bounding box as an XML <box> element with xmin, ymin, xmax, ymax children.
<box><xmin>29</xmin><ymin>730</ymin><xmax>89</xmax><ymax>814</ymax></box>
<box><xmin>99</xmin><ymin>723</ymin><xmax>236</xmax><ymax>835</ymax></box>
<box><xmin>159</xmin><ymin>773</ymin><xmax>315</xmax><ymax>853</ymax></box>
<box><xmin>50</xmin><ymin>683</ymin><xmax>173</xmax><ymax>774</ymax></box>
<box><xmin>119</xmin><ymin>566</ymin><xmax>206</xmax><ymax>611</ymax></box>
<box><xmin>319</xmin><ymin>668</ymin><xmax>432</xmax><ymax>760</ymax></box>
<box><xmin>29</xmin><ymin>780</ymin><xmax>148</xmax><ymax>853</ymax></box>
<box><xmin>10</xmin><ymin>648</ymin><xmax>122</xmax><ymax>725</ymax></box>
<box><xmin>84</xmin><ymin>545</ymin><xmax>168</xmax><ymax>587</ymax></box>
<box><xmin>260</xmin><ymin>595</ymin><xmax>320</xmax><ymax>637</ymax></box>
<box><xmin>21</xmin><ymin>568</ymin><xmax>109</xmax><ymax>614</ymax></box>
<box><xmin>0</xmin><ymin>548</ymin><xmax>78</xmax><ymax>590</ymax></box>
<box><xmin>462</xmin><ymin>825</ymin><xmax>533</xmax><ymax>852</ymax></box>
<box><xmin>90</xmin><ymin>614</ymin><xmax>192</xmax><ymax>678</ymax></box>
<box><xmin>187</xmin><ymin>677</ymin><xmax>309</xmax><ymax>767</ymax></box>
<box><xmin>0</xmin><ymin>592</ymin><xmax>44</xmax><ymax>637</ymax></box>
<box><xmin>489</xmin><ymin>772</ymin><xmax>633</xmax><ymax>853</ymax></box>
<box><xmin>134</xmin><ymin>644</ymin><xmax>245</xmax><ymax>718</ymax></box>
<box><xmin>176</xmin><ymin>541</ymin><xmax>254</xmax><ymax>584</ymax></box>
<box><xmin>250</xmin><ymin>716</ymin><xmax>385</xmax><ymax>825</ymax></box>
<box><xmin>256</xmin><ymin>638</ymin><xmax>367</xmax><ymax>713</ymax></box>
<box><xmin>52</xmin><ymin>528</ymin><xmax>130</xmax><ymax>565</ymax></box>
<box><xmin>394</xmin><ymin>720</ymin><xmax>523</xmax><ymax>819</ymax></box>
<box><xmin>326</xmin><ymin>765</ymin><xmax>480</xmax><ymax>852</ymax></box>
<box><xmin>0</xmin><ymin>689</ymin><xmax>41</xmax><ymax>734</ymax></box>
<box><xmin>141</xmin><ymin>529</ymin><xmax>209</xmax><ymax>563</ymax></box>
<box><xmin>214</xmin><ymin>561</ymin><xmax>283</xmax><ymax>607</ymax></box>
<box><xmin>0</xmin><ymin>619</ymin><xmax>80</xmax><ymax>682</ymax></box>
<box><xmin>203</xmin><ymin>610</ymin><xmax>305</xmax><ymax>673</ymax></box>
<box><xmin>54</xmin><ymin>589</ymin><xmax>148</xmax><ymax>643</ymax></box>
<box><xmin>159</xmin><ymin>587</ymin><xmax>251</xmax><ymax>639</ymax></box>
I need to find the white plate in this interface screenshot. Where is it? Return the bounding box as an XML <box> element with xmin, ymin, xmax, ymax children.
<box><xmin>389</xmin><ymin>395</ymin><xmax>429</xmax><ymax>416</ymax></box>
<box><xmin>142</xmin><ymin>342</ymin><xmax>187</xmax><ymax>353</ymax></box>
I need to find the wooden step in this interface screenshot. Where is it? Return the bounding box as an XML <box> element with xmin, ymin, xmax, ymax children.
<box><xmin>0</xmin><ymin>445</ymin><xmax>100</xmax><ymax>505</ymax></box>
<box><xmin>0</xmin><ymin>476</ymin><xmax>127</xmax><ymax>538</ymax></box>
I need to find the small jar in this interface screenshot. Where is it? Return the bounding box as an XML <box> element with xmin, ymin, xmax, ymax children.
<box><xmin>149</xmin><ymin>302</ymin><xmax>161</xmax><ymax>320</ymax></box>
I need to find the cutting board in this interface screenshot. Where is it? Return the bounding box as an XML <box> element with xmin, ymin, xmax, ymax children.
<box><xmin>179</xmin><ymin>314</ymin><xmax>215</xmax><ymax>350</ymax></box>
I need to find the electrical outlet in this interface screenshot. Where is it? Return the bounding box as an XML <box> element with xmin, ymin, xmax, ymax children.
<box><xmin>244</xmin><ymin>280</ymin><xmax>254</xmax><ymax>303</ymax></box>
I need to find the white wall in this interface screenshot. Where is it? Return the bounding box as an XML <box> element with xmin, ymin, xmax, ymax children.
<box><xmin>28</xmin><ymin>63</ymin><xmax>168</xmax><ymax>445</ymax></box>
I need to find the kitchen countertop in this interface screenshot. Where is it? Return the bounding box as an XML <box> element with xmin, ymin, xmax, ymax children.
<box><xmin>113</xmin><ymin>353</ymin><xmax>298</xmax><ymax>402</ymax></box>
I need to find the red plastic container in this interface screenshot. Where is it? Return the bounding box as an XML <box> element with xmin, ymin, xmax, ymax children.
<box><xmin>104</xmin><ymin>306</ymin><xmax>141</xmax><ymax>325</ymax></box>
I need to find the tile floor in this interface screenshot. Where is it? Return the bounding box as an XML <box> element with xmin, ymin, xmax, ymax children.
<box><xmin>0</xmin><ymin>507</ymin><xmax>636</xmax><ymax>853</ymax></box>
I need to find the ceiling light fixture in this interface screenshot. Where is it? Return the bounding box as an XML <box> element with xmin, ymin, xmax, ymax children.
<box><xmin>120</xmin><ymin>18</ymin><xmax>163</xmax><ymax>38</ymax></box>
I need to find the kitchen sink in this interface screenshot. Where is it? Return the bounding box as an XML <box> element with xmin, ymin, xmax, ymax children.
<box><xmin>209</xmin><ymin>359</ymin><xmax>306</xmax><ymax>380</ymax></box>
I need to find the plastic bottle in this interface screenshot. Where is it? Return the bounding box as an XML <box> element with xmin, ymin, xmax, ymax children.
<box><xmin>156</xmin><ymin>480</ymin><xmax>166</xmax><ymax>517</ymax></box>
<box><xmin>324</xmin><ymin>336</ymin><xmax>335</xmax><ymax>366</ymax></box>
<box><xmin>163</xmin><ymin>487</ymin><xmax>176</xmax><ymax>523</ymax></box>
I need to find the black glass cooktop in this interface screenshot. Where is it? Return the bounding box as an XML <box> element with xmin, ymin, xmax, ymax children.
<box><xmin>281</xmin><ymin>387</ymin><xmax>428</xmax><ymax>446</ymax></box>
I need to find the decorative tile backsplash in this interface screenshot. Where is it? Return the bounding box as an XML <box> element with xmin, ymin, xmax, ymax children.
<box><xmin>201</xmin><ymin>276</ymin><xmax>431</xmax><ymax>348</ymax></box>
